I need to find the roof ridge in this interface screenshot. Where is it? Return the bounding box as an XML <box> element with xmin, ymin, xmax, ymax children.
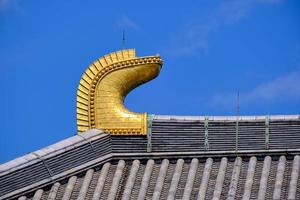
<box><xmin>0</xmin><ymin>129</ymin><xmax>105</xmax><ymax>175</ymax></box>
<box><xmin>154</xmin><ymin>114</ymin><xmax>300</xmax><ymax>121</ymax></box>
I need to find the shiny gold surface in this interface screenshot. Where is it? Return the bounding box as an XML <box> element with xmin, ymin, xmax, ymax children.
<box><xmin>77</xmin><ymin>49</ymin><xmax>163</xmax><ymax>135</ymax></box>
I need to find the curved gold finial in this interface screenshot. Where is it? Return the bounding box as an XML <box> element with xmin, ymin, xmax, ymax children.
<box><xmin>77</xmin><ymin>49</ymin><xmax>163</xmax><ymax>135</ymax></box>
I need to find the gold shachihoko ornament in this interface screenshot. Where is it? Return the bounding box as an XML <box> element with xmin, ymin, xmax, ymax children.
<box><xmin>77</xmin><ymin>49</ymin><xmax>163</xmax><ymax>135</ymax></box>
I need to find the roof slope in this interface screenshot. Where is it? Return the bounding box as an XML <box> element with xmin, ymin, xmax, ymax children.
<box><xmin>17</xmin><ymin>154</ymin><xmax>300</xmax><ymax>200</ymax></box>
<box><xmin>1</xmin><ymin>115</ymin><xmax>300</xmax><ymax>199</ymax></box>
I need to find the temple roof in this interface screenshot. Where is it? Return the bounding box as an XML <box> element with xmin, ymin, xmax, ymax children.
<box><xmin>13</xmin><ymin>155</ymin><xmax>300</xmax><ymax>200</ymax></box>
<box><xmin>3</xmin><ymin>49</ymin><xmax>300</xmax><ymax>199</ymax></box>
<box><xmin>1</xmin><ymin>115</ymin><xmax>300</xmax><ymax>200</ymax></box>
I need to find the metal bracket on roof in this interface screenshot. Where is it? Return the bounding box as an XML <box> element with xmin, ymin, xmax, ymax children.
<box><xmin>32</xmin><ymin>152</ymin><xmax>53</xmax><ymax>178</ymax></box>
<box><xmin>147</xmin><ymin>114</ymin><xmax>155</xmax><ymax>152</ymax></box>
<box><xmin>265</xmin><ymin>116</ymin><xmax>270</xmax><ymax>150</ymax></box>
<box><xmin>204</xmin><ymin>117</ymin><xmax>209</xmax><ymax>151</ymax></box>
<box><xmin>78</xmin><ymin>134</ymin><xmax>95</xmax><ymax>152</ymax></box>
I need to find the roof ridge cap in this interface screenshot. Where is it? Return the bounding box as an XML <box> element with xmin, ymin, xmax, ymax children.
<box><xmin>154</xmin><ymin>114</ymin><xmax>300</xmax><ymax>121</ymax></box>
<box><xmin>0</xmin><ymin>129</ymin><xmax>105</xmax><ymax>175</ymax></box>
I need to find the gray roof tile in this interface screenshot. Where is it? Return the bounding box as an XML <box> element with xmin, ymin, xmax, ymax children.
<box><xmin>2</xmin><ymin>115</ymin><xmax>300</xmax><ymax>199</ymax></box>
<box><xmin>0</xmin><ymin>129</ymin><xmax>104</xmax><ymax>175</ymax></box>
<box><xmin>15</xmin><ymin>154</ymin><xmax>300</xmax><ymax>200</ymax></box>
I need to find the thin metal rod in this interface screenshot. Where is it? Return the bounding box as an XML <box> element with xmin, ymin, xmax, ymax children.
<box><xmin>122</xmin><ymin>30</ymin><xmax>126</xmax><ymax>49</ymax></box>
<box><xmin>235</xmin><ymin>91</ymin><xmax>240</xmax><ymax>152</ymax></box>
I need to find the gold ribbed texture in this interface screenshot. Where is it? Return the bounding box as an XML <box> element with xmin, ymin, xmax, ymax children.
<box><xmin>77</xmin><ymin>49</ymin><xmax>163</xmax><ymax>135</ymax></box>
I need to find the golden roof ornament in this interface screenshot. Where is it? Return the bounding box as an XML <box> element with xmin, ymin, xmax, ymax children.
<box><xmin>77</xmin><ymin>49</ymin><xmax>163</xmax><ymax>135</ymax></box>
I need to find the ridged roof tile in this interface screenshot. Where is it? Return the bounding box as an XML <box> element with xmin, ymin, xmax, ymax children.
<box><xmin>2</xmin><ymin>115</ymin><xmax>300</xmax><ymax>199</ymax></box>
<box><xmin>16</xmin><ymin>155</ymin><xmax>300</xmax><ymax>200</ymax></box>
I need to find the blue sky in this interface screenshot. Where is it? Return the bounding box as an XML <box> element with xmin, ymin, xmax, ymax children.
<box><xmin>0</xmin><ymin>0</ymin><xmax>299</xmax><ymax>163</ymax></box>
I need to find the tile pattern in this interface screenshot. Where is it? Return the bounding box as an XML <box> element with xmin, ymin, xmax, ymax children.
<box><xmin>2</xmin><ymin>115</ymin><xmax>300</xmax><ymax>199</ymax></box>
<box><xmin>18</xmin><ymin>154</ymin><xmax>300</xmax><ymax>200</ymax></box>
